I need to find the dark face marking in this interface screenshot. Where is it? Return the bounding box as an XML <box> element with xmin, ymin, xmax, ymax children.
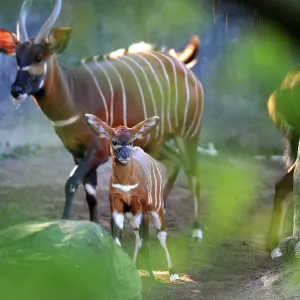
<box><xmin>111</xmin><ymin>128</ymin><xmax>134</xmax><ymax>165</ymax></box>
<box><xmin>10</xmin><ymin>41</ymin><xmax>51</xmax><ymax>100</ymax></box>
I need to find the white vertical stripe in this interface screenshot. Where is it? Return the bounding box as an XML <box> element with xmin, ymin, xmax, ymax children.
<box><xmin>152</xmin><ymin>158</ymin><xmax>163</xmax><ymax>211</ymax></box>
<box><xmin>134</xmin><ymin>154</ymin><xmax>152</xmax><ymax>204</ymax></box>
<box><xmin>186</xmin><ymin>72</ymin><xmax>199</xmax><ymax>138</ymax></box>
<box><xmin>104</xmin><ymin>57</ymin><xmax>127</xmax><ymax>126</ymax></box>
<box><xmin>150</xmin><ymin>159</ymin><xmax>157</xmax><ymax>209</ymax></box>
<box><xmin>190</xmin><ymin>81</ymin><xmax>204</xmax><ymax>138</ymax></box>
<box><xmin>121</xmin><ymin>55</ymin><xmax>160</xmax><ymax>139</ymax></box>
<box><xmin>132</xmin><ymin>53</ymin><xmax>167</xmax><ymax>136</ymax></box>
<box><xmin>179</xmin><ymin>61</ymin><xmax>190</xmax><ymax>136</ymax></box>
<box><xmin>146</xmin><ymin>52</ymin><xmax>171</xmax><ymax>135</ymax></box>
<box><xmin>82</xmin><ymin>63</ymin><xmax>109</xmax><ymax>123</ymax></box>
<box><xmin>94</xmin><ymin>57</ymin><xmax>115</xmax><ymax>126</ymax></box>
<box><xmin>151</xmin><ymin>52</ymin><xmax>178</xmax><ymax>129</ymax></box>
<box><xmin>114</xmin><ymin>58</ymin><xmax>150</xmax><ymax>145</ymax></box>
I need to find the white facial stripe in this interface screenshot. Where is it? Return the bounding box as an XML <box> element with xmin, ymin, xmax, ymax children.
<box><xmin>43</xmin><ymin>61</ymin><xmax>47</xmax><ymax>74</ymax></box>
<box><xmin>112</xmin><ymin>144</ymin><xmax>132</xmax><ymax>149</ymax></box>
<box><xmin>38</xmin><ymin>62</ymin><xmax>47</xmax><ymax>90</ymax></box>
<box><xmin>115</xmin><ymin>238</ymin><xmax>121</xmax><ymax>247</ymax></box>
<box><xmin>20</xmin><ymin>62</ymin><xmax>47</xmax><ymax>76</ymax></box>
<box><xmin>39</xmin><ymin>79</ymin><xmax>44</xmax><ymax>89</ymax></box>
<box><xmin>21</xmin><ymin>66</ymin><xmax>30</xmax><ymax>71</ymax></box>
<box><xmin>112</xmin><ymin>183</ymin><xmax>138</xmax><ymax>192</ymax></box>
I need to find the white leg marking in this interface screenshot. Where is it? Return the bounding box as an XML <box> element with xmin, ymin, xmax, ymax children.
<box><xmin>192</xmin><ymin>229</ymin><xmax>203</xmax><ymax>240</ymax></box>
<box><xmin>157</xmin><ymin>231</ymin><xmax>179</xmax><ymax>280</ymax></box>
<box><xmin>271</xmin><ymin>247</ymin><xmax>282</xmax><ymax>259</ymax></box>
<box><xmin>192</xmin><ymin>177</ymin><xmax>199</xmax><ymax>219</ymax></box>
<box><xmin>157</xmin><ymin>231</ymin><xmax>172</xmax><ymax>269</ymax></box>
<box><xmin>170</xmin><ymin>274</ymin><xmax>180</xmax><ymax>281</ymax></box>
<box><xmin>151</xmin><ymin>211</ymin><xmax>162</xmax><ymax>230</ymax></box>
<box><xmin>84</xmin><ymin>183</ymin><xmax>97</xmax><ymax>197</ymax></box>
<box><xmin>126</xmin><ymin>212</ymin><xmax>142</xmax><ymax>229</ymax></box>
<box><xmin>133</xmin><ymin>230</ymin><xmax>142</xmax><ymax>263</ymax></box>
<box><xmin>112</xmin><ymin>211</ymin><xmax>124</xmax><ymax>229</ymax></box>
<box><xmin>115</xmin><ymin>238</ymin><xmax>121</xmax><ymax>247</ymax></box>
<box><xmin>69</xmin><ymin>165</ymin><xmax>78</xmax><ymax>177</ymax></box>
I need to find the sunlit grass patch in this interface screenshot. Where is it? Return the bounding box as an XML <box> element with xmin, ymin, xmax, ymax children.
<box><xmin>139</xmin><ymin>270</ymin><xmax>192</xmax><ymax>284</ymax></box>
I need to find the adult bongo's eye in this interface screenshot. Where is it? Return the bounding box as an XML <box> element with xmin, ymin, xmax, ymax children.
<box><xmin>128</xmin><ymin>141</ymin><xmax>133</xmax><ymax>146</ymax></box>
<box><xmin>112</xmin><ymin>140</ymin><xmax>118</xmax><ymax>146</ymax></box>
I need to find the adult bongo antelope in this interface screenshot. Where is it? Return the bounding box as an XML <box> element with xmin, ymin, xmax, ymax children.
<box><xmin>85</xmin><ymin>114</ymin><xmax>179</xmax><ymax>281</ymax></box>
<box><xmin>0</xmin><ymin>0</ymin><xmax>204</xmax><ymax>238</ymax></box>
<box><xmin>266</xmin><ymin>65</ymin><xmax>300</xmax><ymax>258</ymax></box>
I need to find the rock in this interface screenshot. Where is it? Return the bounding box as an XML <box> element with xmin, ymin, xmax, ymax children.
<box><xmin>0</xmin><ymin>220</ymin><xmax>142</xmax><ymax>300</ymax></box>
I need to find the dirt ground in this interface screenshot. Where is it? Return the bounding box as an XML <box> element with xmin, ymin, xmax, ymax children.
<box><xmin>0</xmin><ymin>137</ymin><xmax>295</xmax><ymax>300</ymax></box>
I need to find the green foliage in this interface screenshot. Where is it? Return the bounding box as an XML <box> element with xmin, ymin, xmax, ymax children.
<box><xmin>200</xmin><ymin>155</ymin><xmax>259</xmax><ymax>243</ymax></box>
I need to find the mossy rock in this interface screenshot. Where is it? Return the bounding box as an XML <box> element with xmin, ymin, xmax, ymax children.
<box><xmin>0</xmin><ymin>220</ymin><xmax>141</xmax><ymax>300</ymax></box>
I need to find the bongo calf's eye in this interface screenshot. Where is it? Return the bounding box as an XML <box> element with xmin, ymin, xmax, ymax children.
<box><xmin>112</xmin><ymin>140</ymin><xmax>118</xmax><ymax>146</ymax></box>
<box><xmin>35</xmin><ymin>52</ymin><xmax>44</xmax><ymax>62</ymax></box>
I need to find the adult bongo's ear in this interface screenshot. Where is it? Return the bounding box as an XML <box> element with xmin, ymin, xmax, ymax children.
<box><xmin>0</xmin><ymin>28</ymin><xmax>19</xmax><ymax>56</ymax></box>
<box><xmin>48</xmin><ymin>27</ymin><xmax>71</xmax><ymax>54</ymax></box>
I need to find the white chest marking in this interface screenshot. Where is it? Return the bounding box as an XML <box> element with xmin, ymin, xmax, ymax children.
<box><xmin>112</xmin><ymin>183</ymin><xmax>138</xmax><ymax>192</ymax></box>
<box><xmin>51</xmin><ymin>113</ymin><xmax>81</xmax><ymax>128</ymax></box>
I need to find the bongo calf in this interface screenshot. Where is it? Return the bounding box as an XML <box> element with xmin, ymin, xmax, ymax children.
<box><xmin>85</xmin><ymin>114</ymin><xmax>179</xmax><ymax>281</ymax></box>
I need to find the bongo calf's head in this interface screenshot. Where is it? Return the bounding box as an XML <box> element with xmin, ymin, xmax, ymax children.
<box><xmin>85</xmin><ymin>114</ymin><xmax>159</xmax><ymax>165</ymax></box>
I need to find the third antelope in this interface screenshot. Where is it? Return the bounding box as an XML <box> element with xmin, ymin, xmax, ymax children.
<box><xmin>266</xmin><ymin>65</ymin><xmax>300</xmax><ymax>258</ymax></box>
<box><xmin>86</xmin><ymin>114</ymin><xmax>179</xmax><ymax>281</ymax></box>
<box><xmin>0</xmin><ymin>0</ymin><xmax>204</xmax><ymax>238</ymax></box>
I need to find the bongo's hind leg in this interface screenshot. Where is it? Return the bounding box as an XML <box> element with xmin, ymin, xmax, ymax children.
<box><xmin>175</xmin><ymin>136</ymin><xmax>202</xmax><ymax>240</ymax></box>
<box><xmin>151</xmin><ymin>209</ymin><xmax>180</xmax><ymax>281</ymax></box>
<box><xmin>266</xmin><ymin>163</ymin><xmax>294</xmax><ymax>258</ymax></box>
